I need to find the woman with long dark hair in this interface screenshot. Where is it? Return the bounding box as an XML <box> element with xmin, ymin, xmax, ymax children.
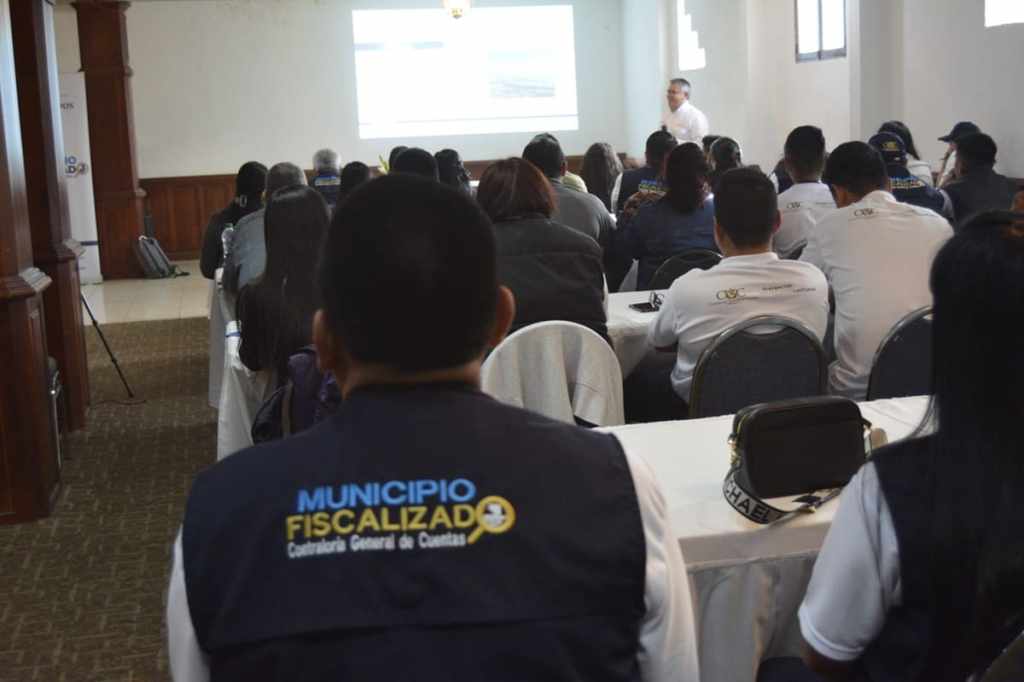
<box><xmin>879</xmin><ymin>120</ymin><xmax>933</xmax><ymax>186</ymax></box>
<box><xmin>477</xmin><ymin>157</ymin><xmax>607</xmax><ymax>340</ymax></box>
<box><xmin>620</xmin><ymin>142</ymin><xmax>716</xmax><ymax>289</ymax></box>
<box><xmin>199</xmin><ymin>161</ymin><xmax>267</xmax><ymax>278</ymax></box>
<box><xmin>773</xmin><ymin>211</ymin><xmax>1024</xmax><ymax>682</ymax></box>
<box><xmin>580</xmin><ymin>142</ymin><xmax>623</xmax><ymax>212</ymax></box>
<box><xmin>707</xmin><ymin>137</ymin><xmax>742</xmax><ymax>193</ymax></box>
<box><xmin>237</xmin><ymin>185</ymin><xmax>329</xmax><ymax>378</ymax></box>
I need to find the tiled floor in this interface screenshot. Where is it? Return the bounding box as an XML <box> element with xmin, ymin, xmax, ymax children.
<box><xmin>80</xmin><ymin>260</ymin><xmax>212</xmax><ymax>324</ymax></box>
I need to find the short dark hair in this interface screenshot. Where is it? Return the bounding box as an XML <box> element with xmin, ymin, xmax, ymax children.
<box><xmin>476</xmin><ymin>157</ymin><xmax>556</xmax><ymax>222</ymax></box>
<box><xmin>956</xmin><ymin>133</ymin><xmax>998</xmax><ymax>172</ymax></box>
<box><xmin>235</xmin><ymin>161</ymin><xmax>268</xmax><ymax>198</ymax></box>
<box><xmin>266</xmin><ymin>162</ymin><xmax>307</xmax><ymax>196</ymax></box>
<box><xmin>670</xmin><ymin>78</ymin><xmax>691</xmax><ymax>92</ymax></box>
<box><xmin>822</xmin><ymin>141</ymin><xmax>887</xmax><ymax>196</ymax></box>
<box><xmin>338</xmin><ymin>161</ymin><xmax>371</xmax><ymax>201</ymax></box>
<box><xmin>784</xmin><ymin>126</ymin><xmax>826</xmax><ymax>178</ymax></box>
<box><xmin>318</xmin><ymin>175</ymin><xmax>498</xmax><ymax>372</ymax></box>
<box><xmin>387</xmin><ymin>146</ymin><xmax>408</xmax><ymax>170</ymax></box>
<box><xmin>522</xmin><ymin>134</ymin><xmax>566</xmax><ymax>179</ymax></box>
<box><xmin>645</xmin><ymin>130</ymin><xmax>678</xmax><ymax>167</ymax></box>
<box><xmin>709</xmin><ymin>137</ymin><xmax>742</xmax><ymax>172</ymax></box>
<box><xmin>713</xmin><ymin>167</ymin><xmax>778</xmax><ymax>247</ymax></box>
<box><xmin>392</xmin><ymin>148</ymin><xmax>439</xmax><ymax>181</ymax></box>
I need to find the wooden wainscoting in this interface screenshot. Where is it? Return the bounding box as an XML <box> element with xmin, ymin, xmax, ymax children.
<box><xmin>140</xmin><ymin>154</ymin><xmax>600</xmax><ymax>260</ymax></box>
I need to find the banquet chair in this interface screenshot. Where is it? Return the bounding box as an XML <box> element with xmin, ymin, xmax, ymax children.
<box><xmin>866</xmin><ymin>306</ymin><xmax>933</xmax><ymax>400</ymax></box>
<box><xmin>481</xmin><ymin>320</ymin><xmax>624</xmax><ymax>427</ymax></box>
<box><xmin>979</xmin><ymin>626</ymin><xmax>1024</xmax><ymax>681</ymax></box>
<box><xmin>646</xmin><ymin>249</ymin><xmax>722</xmax><ymax>291</ymax></box>
<box><xmin>689</xmin><ymin>315</ymin><xmax>827</xmax><ymax>419</ymax></box>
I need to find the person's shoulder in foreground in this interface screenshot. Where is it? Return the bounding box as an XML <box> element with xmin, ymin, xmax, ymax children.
<box><xmin>168</xmin><ymin>174</ymin><xmax>699</xmax><ymax>682</ymax></box>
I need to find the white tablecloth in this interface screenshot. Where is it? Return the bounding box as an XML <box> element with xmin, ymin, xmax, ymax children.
<box><xmin>216</xmin><ymin>320</ymin><xmax>274</xmax><ymax>460</ymax></box>
<box><xmin>607</xmin><ymin>291</ymin><xmax>661</xmax><ymax>377</ymax></box>
<box><xmin>603</xmin><ymin>395</ymin><xmax>930</xmax><ymax>681</ymax></box>
<box><xmin>207</xmin><ymin>270</ymin><xmax>236</xmax><ymax>409</ymax></box>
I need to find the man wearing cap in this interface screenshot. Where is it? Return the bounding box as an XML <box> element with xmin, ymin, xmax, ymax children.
<box><xmin>661</xmin><ymin>78</ymin><xmax>709</xmax><ymax>144</ymax></box>
<box><xmin>868</xmin><ymin>132</ymin><xmax>950</xmax><ymax>219</ymax></box>
<box><xmin>936</xmin><ymin>121</ymin><xmax>980</xmax><ymax>187</ymax></box>
<box><xmin>941</xmin><ymin>132</ymin><xmax>1019</xmax><ymax>229</ymax></box>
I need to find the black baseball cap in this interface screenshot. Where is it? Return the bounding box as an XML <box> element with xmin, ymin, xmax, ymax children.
<box><xmin>938</xmin><ymin>121</ymin><xmax>980</xmax><ymax>143</ymax></box>
<box><xmin>868</xmin><ymin>132</ymin><xmax>906</xmax><ymax>166</ymax></box>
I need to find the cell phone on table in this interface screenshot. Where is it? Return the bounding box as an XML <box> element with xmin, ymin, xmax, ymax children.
<box><xmin>629</xmin><ymin>302</ymin><xmax>658</xmax><ymax>313</ymax></box>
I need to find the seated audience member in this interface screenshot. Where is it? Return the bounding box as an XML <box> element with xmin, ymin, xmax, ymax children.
<box><xmin>199</xmin><ymin>161</ymin><xmax>267</xmax><ymax>279</ymax></box>
<box><xmin>236</xmin><ymin>185</ymin><xmax>329</xmax><ymax>377</ymax></box>
<box><xmin>167</xmin><ymin>173</ymin><xmax>700</xmax><ymax>682</ymax></box>
<box><xmin>337</xmin><ymin>161</ymin><xmax>371</xmax><ymax>204</ymax></box>
<box><xmin>614</xmin><ymin>130</ymin><xmax>677</xmax><ymax>214</ymax></box>
<box><xmin>386</xmin><ymin>145</ymin><xmax>408</xmax><ymax>172</ymax></box>
<box><xmin>878</xmin><ymin>120</ymin><xmax>932</xmax><ymax>186</ymax></box>
<box><xmin>310</xmin><ymin>148</ymin><xmax>342</xmax><ymax>210</ymax></box>
<box><xmin>391</xmin><ymin>147</ymin><xmax>440</xmax><ymax>181</ymax></box>
<box><xmin>767</xmin><ymin>212</ymin><xmax>1024</xmax><ymax>682</ymax></box>
<box><xmin>632</xmin><ymin>168</ymin><xmax>828</xmax><ymax>421</ymax></box>
<box><xmin>868</xmin><ymin>132</ymin><xmax>950</xmax><ymax>218</ymax></box>
<box><xmin>701</xmin><ymin>134</ymin><xmax>721</xmax><ymax>162</ymax></box>
<box><xmin>581</xmin><ymin>142</ymin><xmax>623</xmax><ymax>212</ymax></box>
<box><xmin>523</xmin><ymin>133</ymin><xmax>614</xmax><ymax>246</ymax></box>
<box><xmin>223</xmin><ymin>162</ymin><xmax>307</xmax><ymax>295</ymax></box>
<box><xmin>936</xmin><ymin>120</ymin><xmax>980</xmax><ymax>187</ymax></box>
<box><xmin>770</xmin><ymin>158</ymin><xmax>795</xmax><ymax>195</ymax></box>
<box><xmin>941</xmin><ymin>132</ymin><xmax>1018</xmax><ymax>229</ymax></box>
<box><xmin>477</xmin><ymin>158</ymin><xmax>608</xmax><ymax>340</ymax></box>
<box><xmin>435</xmin><ymin>148</ymin><xmax>471</xmax><ymax>193</ymax></box>
<box><xmin>801</xmin><ymin>142</ymin><xmax>952</xmax><ymax>399</ymax></box>
<box><xmin>620</xmin><ymin>143</ymin><xmax>717</xmax><ymax>290</ymax></box>
<box><xmin>707</xmin><ymin>137</ymin><xmax>742</xmax><ymax>193</ymax></box>
<box><xmin>774</xmin><ymin>126</ymin><xmax>836</xmax><ymax>258</ymax></box>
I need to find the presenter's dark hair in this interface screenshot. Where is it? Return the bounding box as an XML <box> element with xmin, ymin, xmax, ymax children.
<box><xmin>784</xmin><ymin>126</ymin><xmax>827</xmax><ymax>178</ymax></box>
<box><xmin>879</xmin><ymin>120</ymin><xmax>922</xmax><ymax>160</ymax></box>
<box><xmin>318</xmin><ymin>174</ymin><xmax>498</xmax><ymax>371</ymax></box>
<box><xmin>476</xmin><ymin>157</ymin><xmax>556</xmax><ymax>222</ymax></box>
<box><xmin>919</xmin><ymin>210</ymin><xmax>1024</xmax><ymax>679</ymax></box>
<box><xmin>522</xmin><ymin>133</ymin><xmax>566</xmax><ymax>179</ymax></box>
<box><xmin>237</xmin><ymin>185</ymin><xmax>329</xmax><ymax>376</ymax></box>
<box><xmin>645</xmin><ymin>130</ymin><xmax>678</xmax><ymax>167</ymax></box>
<box><xmin>821</xmin><ymin>141</ymin><xmax>887</xmax><ymax>197</ymax></box>
<box><xmin>955</xmin><ymin>133</ymin><xmax>998</xmax><ymax>172</ymax></box>
<box><xmin>662</xmin><ymin>142</ymin><xmax>710</xmax><ymax>214</ymax></box>
<box><xmin>714</xmin><ymin>168</ymin><xmax>778</xmax><ymax>247</ymax></box>
<box><xmin>391</xmin><ymin>147</ymin><xmax>439</xmax><ymax>181</ymax></box>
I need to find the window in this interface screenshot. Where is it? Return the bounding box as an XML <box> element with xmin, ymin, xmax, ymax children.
<box><xmin>986</xmin><ymin>0</ymin><xmax>1024</xmax><ymax>27</ymax></box>
<box><xmin>676</xmin><ymin>0</ymin><xmax>706</xmax><ymax>71</ymax></box>
<box><xmin>796</xmin><ymin>0</ymin><xmax>846</xmax><ymax>62</ymax></box>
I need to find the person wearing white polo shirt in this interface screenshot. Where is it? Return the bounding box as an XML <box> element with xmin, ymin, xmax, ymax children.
<box><xmin>801</xmin><ymin>141</ymin><xmax>953</xmax><ymax>399</ymax></box>
<box><xmin>643</xmin><ymin>168</ymin><xmax>829</xmax><ymax>412</ymax></box>
<box><xmin>661</xmin><ymin>78</ymin><xmax>709</xmax><ymax>145</ymax></box>
<box><xmin>774</xmin><ymin>126</ymin><xmax>837</xmax><ymax>259</ymax></box>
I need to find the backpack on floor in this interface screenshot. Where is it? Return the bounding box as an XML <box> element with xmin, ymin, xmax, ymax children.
<box><xmin>134</xmin><ymin>214</ymin><xmax>186</xmax><ymax>279</ymax></box>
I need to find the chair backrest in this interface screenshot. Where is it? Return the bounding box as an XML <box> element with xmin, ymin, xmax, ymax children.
<box><xmin>866</xmin><ymin>306</ymin><xmax>933</xmax><ymax>401</ymax></box>
<box><xmin>689</xmin><ymin>315</ymin><xmax>827</xmax><ymax>418</ymax></box>
<box><xmin>978</xmin><ymin>626</ymin><xmax>1024</xmax><ymax>682</ymax></box>
<box><xmin>647</xmin><ymin>249</ymin><xmax>722</xmax><ymax>290</ymax></box>
<box><xmin>481</xmin><ymin>321</ymin><xmax>624</xmax><ymax>426</ymax></box>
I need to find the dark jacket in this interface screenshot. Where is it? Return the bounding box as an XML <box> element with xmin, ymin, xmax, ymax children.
<box><xmin>494</xmin><ymin>216</ymin><xmax>608</xmax><ymax>340</ymax></box>
<box><xmin>888</xmin><ymin>166</ymin><xmax>949</xmax><ymax>218</ymax></box>
<box><xmin>199</xmin><ymin>198</ymin><xmax>262</xmax><ymax>279</ymax></box>
<box><xmin>621</xmin><ymin>196</ymin><xmax>717</xmax><ymax>290</ymax></box>
<box><xmin>616</xmin><ymin>165</ymin><xmax>661</xmax><ymax>214</ymax></box>
<box><xmin>943</xmin><ymin>168</ymin><xmax>1018</xmax><ymax>229</ymax></box>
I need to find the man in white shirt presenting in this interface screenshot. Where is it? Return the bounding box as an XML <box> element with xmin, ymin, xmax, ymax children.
<box><xmin>661</xmin><ymin>78</ymin><xmax>709</xmax><ymax>144</ymax></box>
<box><xmin>801</xmin><ymin>141</ymin><xmax>952</xmax><ymax>399</ymax></box>
<box><xmin>774</xmin><ymin>126</ymin><xmax>836</xmax><ymax>258</ymax></box>
<box><xmin>644</xmin><ymin>168</ymin><xmax>829</xmax><ymax>412</ymax></box>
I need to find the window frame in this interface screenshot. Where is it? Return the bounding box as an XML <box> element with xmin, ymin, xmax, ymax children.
<box><xmin>795</xmin><ymin>0</ymin><xmax>847</xmax><ymax>63</ymax></box>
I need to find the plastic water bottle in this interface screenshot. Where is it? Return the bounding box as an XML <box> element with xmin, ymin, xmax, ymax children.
<box><xmin>221</xmin><ymin>223</ymin><xmax>235</xmax><ymax>264</ymax></box>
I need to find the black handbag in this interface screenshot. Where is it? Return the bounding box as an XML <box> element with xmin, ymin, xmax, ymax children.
<box><xmin>723</xmin><ymin>396</ymin><xmax>873</xmax><ymax>524</ymax></box>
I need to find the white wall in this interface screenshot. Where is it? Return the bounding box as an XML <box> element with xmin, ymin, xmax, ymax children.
<box><xmin>901</xmin><ymin>0</ymin><xmax>1024</xmax><ymax>177</ymax></box>
<box><xmin>621</xmin><ymin>0</ymin><xmax>670</xmax><ymax>160</ymax></box>
<box><xmin>55</xmin><ymin>0</ymin><xmax>628</xmax><ymax>178</ymax></box>
<box><xmin>53</xmin><ymin>4</ymin><xmax>79</xmax><ymax>74</ymax></box>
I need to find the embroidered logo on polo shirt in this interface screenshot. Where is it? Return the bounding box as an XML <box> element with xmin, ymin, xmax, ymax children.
<box><xmin>715</xmin><ymin>288</ymin><xmax>745</xmax><ymax>301</ymax></box>
<box><xmin>283</xmin><ymin>479</ymin><xmax>517</xmax><ymax>560</ymax></box>
<box><xmin>853</xmin><ymin>208</ymin><xmax>876</xmax><ymax>218</ymax></box>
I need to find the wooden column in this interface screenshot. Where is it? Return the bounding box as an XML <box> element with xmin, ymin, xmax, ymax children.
<box><xmin>0</xmin><ymin>0</ymin><xmax>61</xmax><ymax>524</ymax></box>
<box><xmin>12</xmin><ymin>0</ymin><xmax>90</xmax><ymax>431</ymax></box>
<box><xmin>72</xmin><ymin>0</ymin><xmax>144</xmax><ymax>279</ymax></box>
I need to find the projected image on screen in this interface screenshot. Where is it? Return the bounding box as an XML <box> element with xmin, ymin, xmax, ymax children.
<box><xmin>352</xmin><ymin>6</ymin><xmax>579</xmax><ymax>139</ymax></box>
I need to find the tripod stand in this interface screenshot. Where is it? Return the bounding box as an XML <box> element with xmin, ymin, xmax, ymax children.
<box><xmin>80</xmin><ymin>293</ymin><xmax>135</xmax><ymax>399</ymax></box>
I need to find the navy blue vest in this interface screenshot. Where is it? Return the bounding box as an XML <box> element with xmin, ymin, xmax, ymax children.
<box><xmin>183</xmin><ymin>383</ymin><xmax>646</xmax><ymax>681</ymax></box>
<box><xmin>311</xmin><ymin>174</ymin><xmax>341</xmax><ymax>210</ymax></box>
<box><xmin>887</xmin><ymin>167</ymin><xmax>947</xmax><ymax>216</ymax></box>
<box><xmin>616</xmin><ymin>166</ymin><xmax>661</xmax><ymax>214</ymax></box>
